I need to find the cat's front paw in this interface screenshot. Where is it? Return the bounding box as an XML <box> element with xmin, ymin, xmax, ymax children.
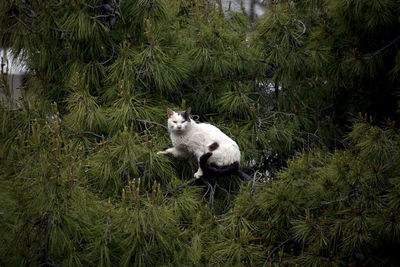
<box><xmin>157</xmin><ymin>150</ymin><xmax>167</xmax><ymax>155</ymax></box>
<box><xmin>194</xmin><ymin>170</ymin><xmax>203</xmax><ymax>179</ymax></box>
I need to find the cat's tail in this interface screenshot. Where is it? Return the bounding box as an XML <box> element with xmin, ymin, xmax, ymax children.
<box><xmin>200</xmin><ymin>152</ymin><xmax>252</xmax><ymax>181</ymax></box>
<box><xmin>200</xmin><ymin>142</ymin><xmax>252</xmax><ymax>181</ymax></box>
<box><xmin>199</xmin><ymin>152</ymin><xmax>239</xmax><ymax>176</ymax></box>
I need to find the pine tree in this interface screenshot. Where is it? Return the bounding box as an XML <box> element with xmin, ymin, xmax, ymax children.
<box><xmin>221</xmin><ymin>118</ymin><xmax>400</xmax><ymax>265</ymax></box>
<box><xmin>1</xmin><ymin>0</ymin><xmax>400</xmax><ymax>266</ymax></box>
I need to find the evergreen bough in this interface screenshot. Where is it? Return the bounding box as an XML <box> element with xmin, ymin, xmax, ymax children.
<box><xmin>1</xmin><ymin>0</ymin><xmax>400</xmax><ymax>265</ymax></box>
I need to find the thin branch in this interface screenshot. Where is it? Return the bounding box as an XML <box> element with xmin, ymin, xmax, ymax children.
<box><xmin>83</xmin><ymin>131</ymin><xmax>104</xmax><ymax>140</ymax></box>
<box><xmin>191</xmin><ymin>115</ymin><xmax>200</xmax><ymax>123</ymax></box>
<box><xmin>216</xmin><ymin>182</ymin><xmax>231</xmax><ymax>210</ymax></box>
<box><xmin>250</xmin><ymin>170</ymin><xmax>263</xmax><ymax>192</ymax></box>
<box><xmin>201</xmin><ymin>177</ymin><xmax>216</xmax><ymax>209</ymax></box>
<box><xmin>179</xmin><ymin>0</ymin><xmax>188</xmax><ymax>17</ymax></box>
<box><xmin>100</xmin><ymin>45</ymin><xmax>116</xmax><ymax>65</ymax></box>
<box><xmin>12</xmin><ymin>14</ymin><xmax>36</xmax><ymax>34</ymax></box>
<box><xmin>309</xmin><ymin>186</ymin><xmax>363</xmax><ymax>210</ymax></box>
<box><xmin>309</xmin><ymin>196</ymin><xmax>349</xmax><ymax>210</ymax></box>
<box><xmin>90</xmin><ymin>14</ymin><xmax>116</xmax><ymax>19</ymax></box>
<box><xmin>38</xmin><ymin>211</ymin><xmax>61</xmax><ymax>267</ymax></box>
<box><xmin>83</xmin><ymin>3</ymin><xmax>99</xmax><ymax>9</ymax></box>
<box><xmin>263</xmin><ymin>234</ymin><xmax>297</xmax><ymax>267</ymax></box>
<box><xmin>142</xmin><ymin>120</ymin><xmax>152</xmax><ymax>137</ymax></box>
<box><xmin>258</xmin><ymin>111</ymin><xmax>296</xmax><ymax>121</ymax></box>
<box><xmin>293</xmin><ymin>19</ymin><xmax>306</xmax><ymax>39</ymax></box>
<box><xmin>367</xmin><ymin>33</ymin><xmax>400</xmax><ymax>58</ymax></box>
<box><xmin>48</xmin><ymin>0</ymin><xmax>64</xmax><ymax>7</ymax></box>
<box><xmin>137</xmin><ymin>119</ymin><xmax>168</xmax><ymax>132</ymax></box>
<box><xmin>182</xmin><ymin>80</ymin><xmax>200</xmax><ymax>92</ymax></box>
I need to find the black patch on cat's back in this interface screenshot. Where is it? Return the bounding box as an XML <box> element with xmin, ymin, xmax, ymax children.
<box><xmin>208</xmin><ymin>142</ymin><xmax>219</xmax><ymax>151</ymax></box>
<box><xmin>177</xmin><ymin>111</ymin><xmax>190</xmax><ymax>122</ymax></box>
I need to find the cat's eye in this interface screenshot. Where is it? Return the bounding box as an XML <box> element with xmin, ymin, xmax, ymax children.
<box><xmin>173</xmin><ymin>121</ymin><xmax>177</xmax><ymax>123</ymax></box>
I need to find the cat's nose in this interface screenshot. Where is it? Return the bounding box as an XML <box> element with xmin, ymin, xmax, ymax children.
<box><xmin>177</xmin><ymin>125</ymin><xmax>182</xmax><ymax>129</ymax></box>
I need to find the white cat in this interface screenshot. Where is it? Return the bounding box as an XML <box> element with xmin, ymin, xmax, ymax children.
<box><xmin>157</xmin><ymin>108</ymin><xmax>241</xmax><ymax>179</ymax></box>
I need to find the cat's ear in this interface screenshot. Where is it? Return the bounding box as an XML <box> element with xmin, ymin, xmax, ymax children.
<box><xmin>183</xmin><ymin>107</ymin><xmax>191</xmax><ymax>121</ymax></box>
<box><xmin>167</xmin><ymin>108</ymin><xmax>174</xmax><ymax>118</ymax></box>
<box><xmin>185</xmin><ymin>107</ymin><xmax>191</xmax><ymax>116</ymax></box>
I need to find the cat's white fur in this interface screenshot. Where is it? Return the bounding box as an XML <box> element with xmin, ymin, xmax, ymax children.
<box><xmin>157</xmin><ymin>108</ymin><xmax>241</xmax><ymax>178</ymax></box>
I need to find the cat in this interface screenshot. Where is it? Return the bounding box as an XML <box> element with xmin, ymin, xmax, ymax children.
<box><xmin>157</xmin><ymin>108</ymin><xmax>241</xmax><ymax>179</ymax></box>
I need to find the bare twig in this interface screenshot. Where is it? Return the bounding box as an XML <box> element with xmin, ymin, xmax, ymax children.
<box><xmin>182</xmin><ymin>80</ymin><xmax>200</xmax><ymax>92</ymax></box>
<box><xmin>12</xmin><ymin>14</ymin><xmax>37</xmax><ymax>34</ymax></box>
<box><xmin>293</xmin><ymin>19</ymin><xmax>306</xmax><ymax>39</ymax></box>
<box><xmin>251</xmin><ymin>170</ymin><xmax>263</xmax><ymax>192</ymax></box>
<box><xmin>142</xmin><ymin>120</ymin><xmax>152</xmax><ymax>137</ymax></box>
<box><xmin>201</xmin><ymin>177</ymin><xmax>216</xmax><ymax>209</ymax></box>
<box><xmin>100</xmin><ymin>45</ymin><xmax>116</xmax><ymax>65</ymax></box>
<box><xmin>48</xmin><ymin>0</ymin><xmax>64</xmax><ymax>7</ymax></box>
<box><xmin>83</xmin><ymin>131</ymin><xmax>104</xmax><ymax>140</ymax></box>
<box><xmin>137</xmin><ymin>119</ymin><xmax>168</xmax><ymax>132</ymax></box>
<box><xmin>309</xmin><ymin>186</ymin><xmax>363</xmax><ymax>210</ymax></box>
<box><xmin>367</xmin><ymin>33</ymin><xmax>400</xmax><ymax>58</ymax></box>
<box><xmin>90</xmin><ymin>14</ymin><xmax>118</xmax><ymax>19</ymax></box>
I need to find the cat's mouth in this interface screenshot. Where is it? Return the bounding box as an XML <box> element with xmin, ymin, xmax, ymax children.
<box><xmin>175</xmin><ymin>128</ymin><xmax>185</xmax><ymax>133</ymax></box>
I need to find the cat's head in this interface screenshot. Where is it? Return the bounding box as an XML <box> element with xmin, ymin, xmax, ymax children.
<box><xmin>167</xmin><ymin>107</ymin><xmax>191</xmax><ymax>133</ymax></box>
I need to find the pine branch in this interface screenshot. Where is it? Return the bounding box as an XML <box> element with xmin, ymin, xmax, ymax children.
<box><xmin>263</xmin><ymin>234</ymin><xmax>297</xmax><ymax>267</ymax></box>
<box><xmin>162</xmin><ymin>177</ymin><xmax>197</xmax><ymax>200</ymax></box>
<box><xmin>216</xmin><ymin>182</ymin><xmax>232</xmax><ymax>210</ymax></box>
<box><xmin>38</xmin><ymin>212</ymin><xmax>60</xmax><ymax>267</ymax></box>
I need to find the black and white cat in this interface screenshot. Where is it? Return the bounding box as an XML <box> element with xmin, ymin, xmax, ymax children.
<box><xmin>157</xmin><ymin>108</ymin><xmax>241</xmax><ymax>179</ymax></box>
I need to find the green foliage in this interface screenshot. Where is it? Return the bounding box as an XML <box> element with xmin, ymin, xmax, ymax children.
<box><xmin>221</xmin><ymin>121</ymin><xmax>400</xmax><ymax>265</ymax></box>
<box><xmin>1</xmin><ymin>0</ymin><xmax>400</xmax><ymax>266</ymax></box>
